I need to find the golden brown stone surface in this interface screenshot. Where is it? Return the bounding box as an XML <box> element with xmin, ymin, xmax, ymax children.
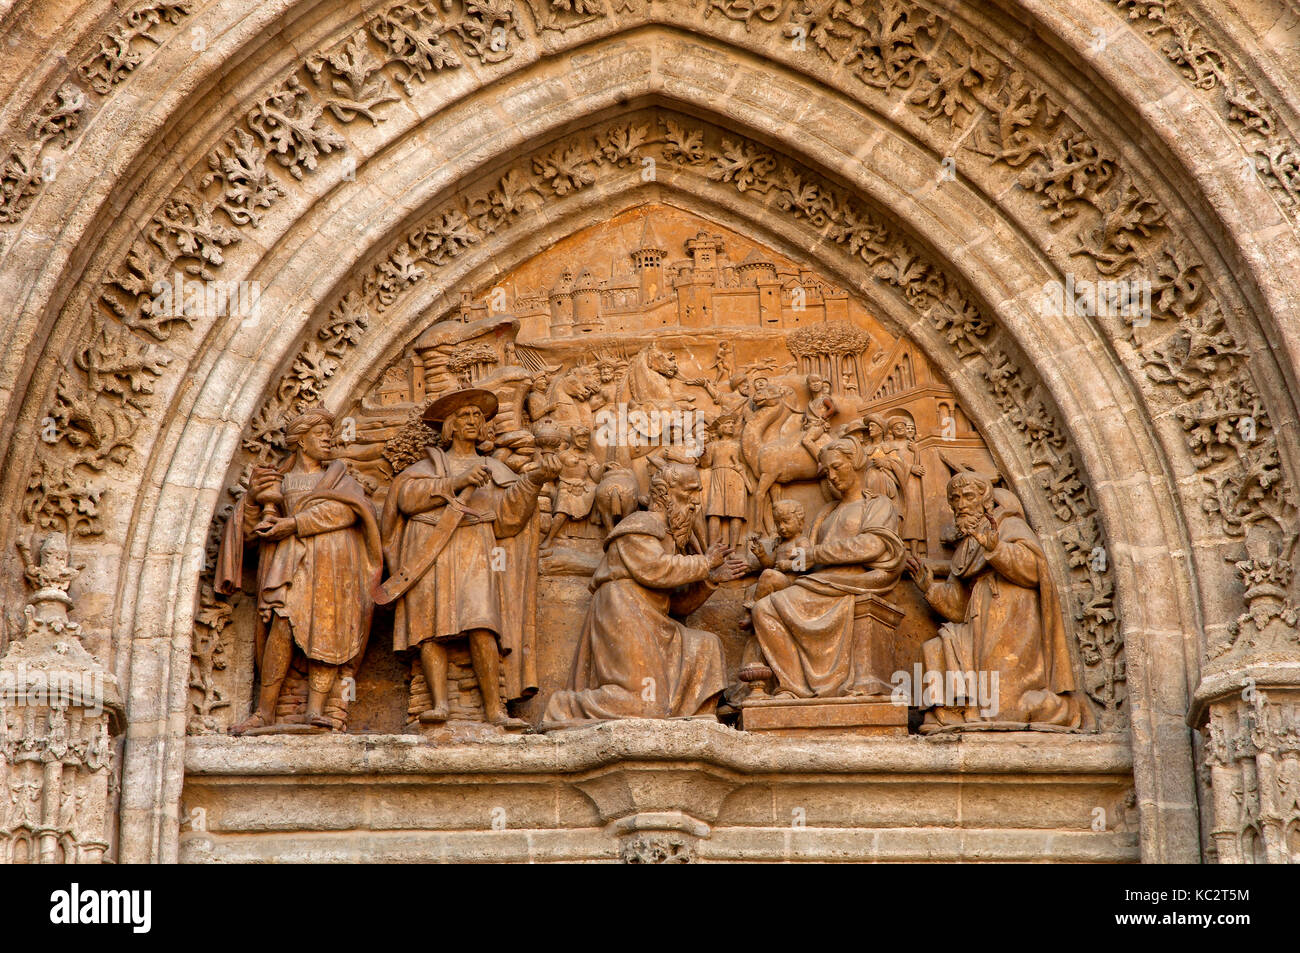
<box><xmin>2</xmin><ymin>0</ymin><xmax>1299</xmax><ymax>864</ymax></box>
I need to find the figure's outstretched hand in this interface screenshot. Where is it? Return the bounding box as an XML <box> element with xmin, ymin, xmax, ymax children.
<box><xmin>532</xmin><ymin>452</ymin><xmax>562</xmax><ymax>483</ymax></box>
<box><xmin>705</xmin><ymin>539</ymin><xmax>733</xmax><ymax>570</ymax></box>
<box><xmin>709</xmin><ymin>555</ymin><xmax>749</xmax><ymax>584</ymax></box>
<box><xmin>907</xmin><ymin>554</ymin><xmax>934</xmax><ymax>593</ymax></box>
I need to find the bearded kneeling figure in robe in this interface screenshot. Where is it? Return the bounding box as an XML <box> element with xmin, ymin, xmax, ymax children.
<box><xmin>750</xmin><ymin>438</ymin><xmax>908</xmax><ymax>699</ymax></box>
<box><xmin>909</xmin><ymin>472</ymin><xmax>1094</xmax><ymax>731</ymax></box>
<box><xmin>543</xmin><ymin>463</ymin><xmax>747</xmax><ymax>726</ymax></box>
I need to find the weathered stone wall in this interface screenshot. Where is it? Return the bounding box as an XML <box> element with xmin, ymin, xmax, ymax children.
<box><xmin>180</xmin><ymin>722</ymin><xmax>1138</xmax><ymax>863</ymax></box>
<box><xmin>0</xmin><ymin>0</ymin><xmax>1298</xmax><ymax>863</ymax></box>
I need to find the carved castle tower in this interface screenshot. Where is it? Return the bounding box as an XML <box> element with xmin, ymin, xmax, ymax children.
<box><xmin>630</xmin><ymin>215</ymin><xmax>667</xmax><ymax>303</ymax></box>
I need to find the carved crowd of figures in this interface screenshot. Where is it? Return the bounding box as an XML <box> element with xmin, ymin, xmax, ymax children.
<box><xmin>214</xmin><ymin>336</ymin><xmax>1090</xmax><ymax>735</ymax></box>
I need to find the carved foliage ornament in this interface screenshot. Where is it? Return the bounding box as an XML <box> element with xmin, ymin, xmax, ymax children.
<box><xmin>17</xmin><ymin>0</ymin><xmax>1300</xmax><ymax>551</ymax></box>
<box><xmin>26</xmin><ymin>0</ymin><xmax>1294</xmax><ymax>552</ymax></box>
<box><xmin>1112</xmin><ymin>0</ymin><xmax>1300</xmax><ymax>215</ymax></box>
<box><xmin>0</xmin><ymin>3</ymin><xmax>193</xmax><ymax>226</ymax></box>
<box><xmin>24</xmin><ymin>1</ymin><xmax>508</xmax><ymax>547</ymax></box>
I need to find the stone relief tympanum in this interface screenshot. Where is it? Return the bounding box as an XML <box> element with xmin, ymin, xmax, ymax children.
<box><xmin>192</xmin><ymin>206</ymin><xmax>1092</xmax><ymax>739</ymax></box>
<box><xmin>1</xmin><ymin>0</ymin><xmax>1296</xmax><ymax>865</ymax></box>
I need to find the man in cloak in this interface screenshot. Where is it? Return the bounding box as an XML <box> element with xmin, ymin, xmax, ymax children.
<box><xmin>543</xmin><ymin>463</ymin><xmax>747</xmax><ymax>726</ymax></box>
<box><xmin>218</xmin><ymin>409</ymin><xmax>382</xmax><ymax>733</ymax></box>
<box><xmin>909</xmin><ymin>471</ymin><xmax>1094</xmax><ymax>730</ymax></box>
<box><xmin>378</xmin><ymin>388</ymin><xmax>559</xmax><ymax>729</ymax></box>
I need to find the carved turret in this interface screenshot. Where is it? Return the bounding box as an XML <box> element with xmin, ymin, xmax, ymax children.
<box><xmin>548</xmin><ymin>269</ymin><xmax>575</xmax><ymax>336</ymax></box>
<box><xmin>571</xmin><ymin>269</ymin><xmax>601</xmax><ymax>332</ymax></box>
<box><xmin>2</xmin><ymin>533</ymin><xmax>121</xmax><ymax>863</ymax></box>
<box><xmin>630</xmin><ymin>216</ymin><xmax>668</xmax><ymax>303</ymax></box>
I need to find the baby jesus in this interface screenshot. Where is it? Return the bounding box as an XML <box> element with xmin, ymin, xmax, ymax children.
<box><xmin>741</xmin><ymin>499</ymin><xmax>810</xmax><ymax>621</ymax></box>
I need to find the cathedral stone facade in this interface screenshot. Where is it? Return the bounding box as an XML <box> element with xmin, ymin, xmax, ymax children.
<box><xmin>1</xmin><ymin>0</ymin><xmax>1299</xmax><ymax>864</ymax></box>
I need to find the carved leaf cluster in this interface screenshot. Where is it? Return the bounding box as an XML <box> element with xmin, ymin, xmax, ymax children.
<box><xmin>383</xmin><ymin>404</ymin><xmax>439</xmax><ymax>475</ymax></box>
<box><xmin>0</xmin><ymin>149</ymin><xmax>43</xmax><ymax>224</ymax></box>
<box><xmin>247</xmin><ymin>75</ymin><xmax>347</xmax><ymax>182</ymax></box>
<box><xmin>77</xmin><ymin>2</ymin><xmax>193</xmax><ymax>95</ymax></box>
<box><xmin>146</xmin><ymin>189</ymin><xmax>242</xmax><ymax>278</ymax></box>
<box><xmin>188</xmin><ymin>582</ymin><xmax>231</xmax><ymax>735</ymax></box>
<box><xmin>306</xmin><ymin>33</ymin><xmax>400</xmax><ymax>126</ymax></box>
<box><xmin>202</xmin><ymin>129</ymin><xmax>286</xmax><ymax>227</ymax></box>
<box><xmin>0</xmin><ymin>6</ymin><xmax>190</xmax><ymax>229</ymax></box>
<box><xmin>1112</xmin><ymin>0</ymin><xmax>1300</xmax><ymax>214</ymax></box>
<box><xmin>786</xmin><ymin>321</ymin><xmax>872</xmax><ymax>358</ymax></box>
<box><xmin>23</xmin><ymin>460</ymin><xmax>105</xmax><ymax>539</ymax></box>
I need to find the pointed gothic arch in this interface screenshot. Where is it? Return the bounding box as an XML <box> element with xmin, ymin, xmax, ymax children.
<box><xmin>2</xmin><ymin>1</ymin><xmax>1297</xmax><ymax>864</ymax></box>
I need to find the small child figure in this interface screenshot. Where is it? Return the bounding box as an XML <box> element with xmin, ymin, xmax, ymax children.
<box><xmin>740</xmin><ymin>499</ymin><xmax>809</xmax><ymax>628</ymax></box>
<box><xmin>542</xmin><ymin>426</ymin><xmax>603</xmax><ymax>550</ymax></box>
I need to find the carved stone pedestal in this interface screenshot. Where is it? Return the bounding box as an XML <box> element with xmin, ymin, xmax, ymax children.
<box><xmin>1191</xmin><ymin>549</ymin><xmax>1300</xmax><ymax>864</ymax></box>
<box><xmin>2</xmin><ymin>534</ymin><xmax>122</xmax><ymax>864</ymax></box>
<box><xmin>738</xmin><ymin>697</ymin><xmax>908</xmax><ymax>736</ymax></box>
<box><xmin>851</xmin><ymin>595</ymin><xmax>904</xmax><ymax>696</ymax></box>
<box><xmin>1201</xmin><ymin>688</ymin><xmax>1300</xmax><ymax>864</ymax></box>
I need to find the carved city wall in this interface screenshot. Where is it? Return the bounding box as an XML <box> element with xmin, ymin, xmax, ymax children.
<box><xmin>0</xmin><ymin>0</ymin><xmax>1298</xmax><ymax>863</ymax></box>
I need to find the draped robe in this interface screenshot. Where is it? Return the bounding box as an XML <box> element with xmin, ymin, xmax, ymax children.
<box><xmin>919</xmin><ymin>501</ymin><xmax>1092</xmax><ymax>729</ymax></box>
<box><xmin>543</xmin><ymin>510</ymin><xmax>726</xmax><ymax>724</ymax></box>
<box><xmin>215</xmin><ymin>459</ymin><xmax>381</xmax><ymax>668</ymax></box>
<box><xmin>381</xmin><ymin>447</ymin><xmax>541</xmax><ymax>701</ymax></box>
<box><xmin>751</xmin><ymin>493</ymin><xmax>906</xmax><ymax>698</ymax></box>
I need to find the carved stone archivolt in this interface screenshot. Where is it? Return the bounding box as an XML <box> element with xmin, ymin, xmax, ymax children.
<box><xmin>2</xmin><ymin>0</ymin><xmax>1300</xmax><ymax>864</ymax></box>
<box><xmin>1112</xmin><ymin>0</ymin><xmax>1300</xmax><ymax>218</ymax></box>
<box><xmin>0</xmin><ymin>3</ymin><xmax>192</xmax><ymax>226</ymax></box>
<box><xmin>16</xmin><ymin>1</ymin><xmax>1294</xmax><ymax>576</ymax></box>
<box><xmin>10</xmin><ymin>3</ymin><xmax>1288</xmax><ymax>669</ymax></box>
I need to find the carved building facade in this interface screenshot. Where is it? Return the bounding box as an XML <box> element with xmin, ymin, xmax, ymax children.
<box><xmin>1</xmin><ymin>0</ymin><xmax>1299</xmax><ymax>863</ymax></box>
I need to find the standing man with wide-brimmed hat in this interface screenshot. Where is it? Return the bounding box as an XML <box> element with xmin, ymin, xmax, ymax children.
<box><xmin>378</xmin><ymin>388</ymin><xmax>560</xmax><ymax>728</ymax></box>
